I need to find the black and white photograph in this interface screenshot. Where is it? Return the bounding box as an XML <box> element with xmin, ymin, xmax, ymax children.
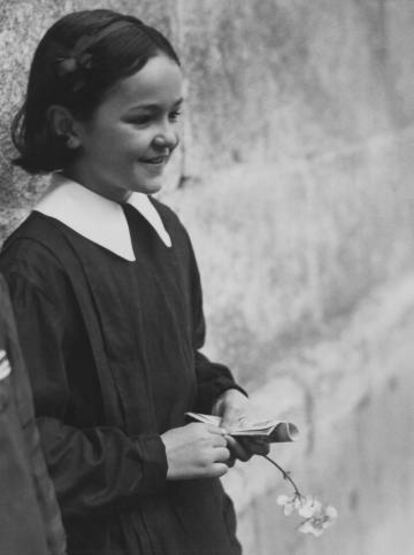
<box><xmin>0</xmin><ymin>1</ymin><xmax>413</xmax><ymax>554</ymax></box>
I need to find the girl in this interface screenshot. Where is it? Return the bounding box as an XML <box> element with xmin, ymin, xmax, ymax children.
<box><xmin>1</xmin><ymin>9</ymin><xmax>267</xmax><ymax>555</ymax></box>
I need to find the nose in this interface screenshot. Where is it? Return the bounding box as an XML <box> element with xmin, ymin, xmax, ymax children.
<box><xmin>152</xmin><ymin>125</ymin><xmax>179</xmax><ymax>152</ymax></box>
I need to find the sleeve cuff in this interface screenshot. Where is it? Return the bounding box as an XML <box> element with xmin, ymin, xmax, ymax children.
<box><xmin>131</xmin><ymin>434</ymin><xmax>168</xmax><ymax>495</ymax></box>
<box><xmin>196</xmin><ymin>381</ymin><xmax>248</xmax><ymax>414</ymax></box>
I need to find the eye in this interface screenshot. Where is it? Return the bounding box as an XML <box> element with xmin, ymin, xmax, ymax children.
<box><xmin>169</xmin><ymin>109</ymin><xmax>182</xmax><ymax>123</ymax></box>
<box><xmin>129</xmin><ymin>114</ymin><xmax>153</xmax><ymax>126</ymax></box>
<box><xmin>124</xmin><ymin>111</ymin><xmax>155</xmax><ymax>126</ymax></box>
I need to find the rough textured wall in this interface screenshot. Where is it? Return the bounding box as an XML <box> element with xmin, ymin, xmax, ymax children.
<box><xmin>1</xmin><ymin>1</ymin><xmax>414</xmax><ymax>554</ymax></box>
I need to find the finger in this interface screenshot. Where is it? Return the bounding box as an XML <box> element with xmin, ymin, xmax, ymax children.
<box><xmin>205</xmin><ymin>424</ymin><xmax>227</xmax><ymax>435</ymax></box>
<box><xmin>211</xmin><ymin>463</ymin><xmax>229</xmax><ymax>478</ymax></box>
<box><xmin>225</xmin><ymin>434</ymin><xmax>250</xmax><ymax>462</ymax></box>
<box><xmin>250</xmin><ymin>438</ymin><xmax>270</xmax><ymax>456</ymax></box>
<box><xmin>237</xmin><ymin>437</ymin><xmax>270</xmax><ymax>456</ymax></box>
<box><xmin>214</xmin><ymin>446</ymin><xmax>231</xmax><ymax>463</ymax></box>
<box><xmin>226</xmin><ymin>456</ymin><xmax>236</xmax><ymax>468</ymax></box>
<box><xmin>211</xmin><ymin>434</ymin><xmax>228</xmax><ymax>448</ymax></box>
<box><xmin>221</xmin><ymin>409</ymin><xmax>246</xmax><ymax>431</ymax></box>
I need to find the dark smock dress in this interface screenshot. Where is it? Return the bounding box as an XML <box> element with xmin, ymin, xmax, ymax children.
<box><xmin>0</xmin><ymin>197</ymin><xmax>242</xmax><ymax>555</ymax></box>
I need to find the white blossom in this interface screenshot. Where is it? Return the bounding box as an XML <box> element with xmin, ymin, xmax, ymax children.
<box><xmin>298</xmin><ymin>503</ymin><xmax>338</xmax><ymax>537</ymax></box>
<box><xmin>276</xmin><ymin>494</ymin><xmax>301</xmax><ymax>516</ymax></box>
<box><xmin>297</xmin><ymin>495</ymin><xmax>322</xmax><ymax>518</ymax></box>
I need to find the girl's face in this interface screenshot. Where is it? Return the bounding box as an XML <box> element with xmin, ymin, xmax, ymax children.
<box><xmin>67</xmin><ymin>54</ymin><xmax>183</xmax><ymax>201</ymax></box>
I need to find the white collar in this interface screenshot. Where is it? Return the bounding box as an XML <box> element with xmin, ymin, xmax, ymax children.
<box><xmin>34</xmin><ymin>174</ymin><xmax>172</xmax><ymax>261</ymax></box>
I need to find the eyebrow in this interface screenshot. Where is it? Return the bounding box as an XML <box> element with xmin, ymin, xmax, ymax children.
<box><xmin>127</xmin><ymin>98</ymin><xmax>184</xmax><ymax>112</ymax></box>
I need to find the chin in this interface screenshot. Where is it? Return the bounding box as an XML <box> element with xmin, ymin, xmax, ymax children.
<box><xmin>139</xmin><ymin>180</ymin><xmax>164</xmax><ymax>195</ymax></box>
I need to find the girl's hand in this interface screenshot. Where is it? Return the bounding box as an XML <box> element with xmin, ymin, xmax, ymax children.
<box><xmin>212</xmin><ymin>389</ymin><xmax>270</xmax><ymax>462</ymax></box>
<box><xmin>161</xmin><ymin>423</ymin><xmax>231</xmax><ymax>480</ymax></box>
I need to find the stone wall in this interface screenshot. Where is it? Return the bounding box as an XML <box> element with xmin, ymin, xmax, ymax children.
<box><xmin>1</xmin><ymin>1</ymin><xmax>414</xmax><ymax>553</ymax></box>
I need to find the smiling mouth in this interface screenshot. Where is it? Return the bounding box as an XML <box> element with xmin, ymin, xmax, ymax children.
<box><xmin>141</xmin><ymin>155</ymin><xmax>169</xmax><ymax>165</ymax></box>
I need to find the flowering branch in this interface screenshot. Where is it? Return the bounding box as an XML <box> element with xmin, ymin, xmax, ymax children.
<box><xmin>261</xmin><ymin>454</ymin><xmax>338</xmax><ymax>537</ymax></box>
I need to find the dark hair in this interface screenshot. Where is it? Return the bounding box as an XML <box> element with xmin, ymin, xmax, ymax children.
<box><xmin>11</xmin><ymin>9</ymin><xmax>180</xmax><ymax>174</ymax></box>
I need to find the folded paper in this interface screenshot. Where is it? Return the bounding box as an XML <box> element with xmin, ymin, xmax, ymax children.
<box><xmin>186</xmin><ymin>412</ymin><xmax>299</xmax><ymax>443</ymax></box>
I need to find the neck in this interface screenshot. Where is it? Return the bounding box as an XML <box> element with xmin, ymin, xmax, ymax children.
<box><xmin>62</xmin><ymin>167</ymin><xmax>133</xmax><ymax>203</ymax></box>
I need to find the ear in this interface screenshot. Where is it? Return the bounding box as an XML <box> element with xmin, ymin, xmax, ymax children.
<box><xmin>47</xmin><ymin>105</ymin><xmax>82</xmax><ymax>150</ymax></box>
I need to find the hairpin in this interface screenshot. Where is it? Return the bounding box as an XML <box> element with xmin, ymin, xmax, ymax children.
<box><xmin>55</xmin><ymin>50</ymin><xmax>93</xmax><ymax>92</ymax></box>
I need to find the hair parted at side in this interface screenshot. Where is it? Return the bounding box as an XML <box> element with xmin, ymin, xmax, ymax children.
<box><xmin>11</xmin><ymin>9</ymin><xmax>180</xmax><ymax>174</ymax></box>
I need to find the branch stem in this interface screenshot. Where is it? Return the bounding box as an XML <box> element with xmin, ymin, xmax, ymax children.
<box><xmin>262</xmin><ymin>454</ymin><xmax>302</xmax><ymax>498</ymax></box>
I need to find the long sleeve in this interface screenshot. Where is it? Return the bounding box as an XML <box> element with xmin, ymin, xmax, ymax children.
<box><xmin>3</xmin><ymin>268</ymin><xmax>167</xmax><ymax>519</ymax></box>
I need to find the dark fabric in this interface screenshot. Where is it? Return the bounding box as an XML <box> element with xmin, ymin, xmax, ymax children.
<box><xmin>0</xmin><ymin>275</ymin><xmax>67</xmax><ymax>555</ymax></box>
<box><xmin>0</xmin><ymin>199</ymin><xmax>243</xmax><ymax>555</ymax></box>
